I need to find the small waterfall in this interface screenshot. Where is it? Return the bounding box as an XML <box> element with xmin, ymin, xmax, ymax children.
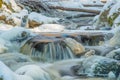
<box><xmin>20</xmin><ymin>35</ymin><xmax>75</xmax><ymax>62</ymax></box>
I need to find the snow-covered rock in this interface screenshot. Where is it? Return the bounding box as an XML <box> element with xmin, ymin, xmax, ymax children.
<box><xmin>31</xmin><ymin>24</ymin><xmax>65</xmax><ymax>32</ymax></box>
<box><xmin>0</xmin><ymin>53</ymin><xmax>32</xmax><ymax>70</ymax></box>
<box><xmin>48</xmin><ymin>0</ymin><xmax>83</xmax><ymax>8</ymax></box>
<box><xmin>80</xmin><ymin>0</ymin><xmax>103</xmax><ymax>5</ymax></box>
<box><xmin>81</xmin><ymin>56</ymin><xmax>119</xmax><ymax>77</ymax></box>
<box><xmin>28</xmin><ymin>12</ymin><xmax>60</xmax><ymax>28</ymax></box>
<box><xmin>0</xmin><ymin>27</ymin><xmax>34</xmax><ymax>52</ymax></box>
<box><xmin>15</xmin><ymin>65</ymin><xmax>60</xmax><ymax>80</ymax></box>
<box><xmin>0</xmin><ymin>61</ymin><xmax>33</xmax><ymax>80</ymax></box>
<box><xmin>0</xmin><ymin>23</ymin><xmax>13</xmax><ymax>31</ymax></box>
<box><xmin>93</xmin><ymin>0</ymin><xmax>120</xmax><ymax>29</ymax></box>
<box><xmin>6</xmin><ymin>9</ymin><xmax>28</xmax><ymax>26</ymax></box>
<box><xmin>109</xmin><ymin>28</ymin><xmax>120</xmax><ymax>47</ymax></box>
<box><xmin>108</xmin><ymin>71</ymin><xmax>116</xmax><ymax>80</ymax></box>
<box><xmin>106</xmin><ymin>48</ymin><xmax>120</xmax><ymax>61</ymax></box>
<box><xmin>2</xmin><ymin>0</ymin><xmax>21</xmax><ymax>12</ymax></box>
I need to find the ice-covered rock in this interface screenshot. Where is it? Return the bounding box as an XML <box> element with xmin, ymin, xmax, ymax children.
<box><xmin>93</xmin><ymin>0</ymin><xmax>120</xmax><ymax>29</ymax></box>
<box><xmin>2</xmin><ymin>0</ymin><xmax>21</xmax><ymax>12</ymax></box>
<box><xmin>6</xmin><ymin>14</ymin><xmax>21</xmax><ymax>26</ymax></box>
<box><xmin>80</xmin><ymin>0</ymin><xmax>103</xmax><ymax>5</ymax></box>
<box><xmin>106</xmin><ymin>48</ymin><xmax>120</xmax><ymax>61</ymax></box>
<box><xmin>15</xmin><ymin>65</ymin><xmax>55</xmax><ymax>80</ymax></box>
<box><xmin>0</xmin><ymin>53</ymin><xmax>32</xmax><ymax>70</ymax></box>
<box><xmin>6</xmin><ymin>9</ymin><xmax>28</xmax><ymax>26</ymax></box>
<box><xmin>108</xmin><ymin>71</ymin><xmax>116</xmax><ymax>80</ymax></box>
<box><xmin>109</xmin><ymin>28</ymin><xmax>120</xmax><ymax>47</ymax></box>
<box><xmin>28</xmin><ymin>12</ymin><xmax>60</xmax><ymax>28</ymax></box>
<box><xmin>0</xmin><ymin>60</ymin><xmax>33</xmax><ymax>80</ymax></box>
<box><xmin>0</xmin><ymin>23</ymin><xmax>13</xmax><ymax>31</ymax></box>
<box><xmin>31</xmin><ymin>24</ymin><xmax>65</xmax><ymax>32</ymax></box>
<box><xmin>0</xmin><ymin>27</ymin><xmax>34</xmax><ymax>51</ymax></box>
<box><xmin>48</xmin><ymin>0</ymin><xmax>83</xmax><ymax>8</ymax></box>
<box><xmin>77</xmin><ymin>56</ymin><xmax>120</xmax><ymax>77</ymax></box>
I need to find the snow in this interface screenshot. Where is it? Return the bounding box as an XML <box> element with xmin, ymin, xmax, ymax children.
<box><xmin>2</xmin><ymin>0</ymin><xmax>21</xmax><ymax>12</ymax></box>
<box><xmin>28</xmin><ymin>12</ymin><xmax>59</xmax><ymax>24</ymax></box>
<box><xmin>0</xmin><ymin>61</ymin><xmax>33</xmax><ymax>80</ymax></box>
<box><xmin>47</xmin><ymin>0</ymin><xmax>83</xmax><ymax>8</ymax></box>
<box><xmin>47</xmin><ymin>0</ymin><xmax>103</xmax><ymax>7</ymax></box>
<box><xmin>80</xmin><ymin>0</ymin><xmax>103</xmax><ymax>5</ymax></box>
<box><xmin>108</xmin><ymin>1</ymin><xmax>120</xmax><ymax>17</ymax></box>
<box><xmin>15</xmin><ymin>65</ymin><xmax>51</xmax><ymax>80</ymax></box>
<box><xmin>113</xmin><ymin>15</ymin><xmax>120</xmax><ymax>27</ymax></box>
<box><xmin>0</xmin><ymin>24</ymin><xmax>13</xmax><ymax>31</ymax></box>
<box><xmin>30</xmin><ymin>24</ymin><xmax>65</xmax><ymax>32</ymax></box>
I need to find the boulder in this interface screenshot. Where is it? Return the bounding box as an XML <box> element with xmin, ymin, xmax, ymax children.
<box><xmin>80</xmin><ymin>56</ymin><xmax>120</xmax><ymax>77</ymax></box>
<box><xmin>106</xmin><ymin>48</ymin><xmax>120</xmax><ymax>61</ymax></box>
<box><xmin>32</xmin><ymin>24</ymin><xmax>65</xmax><ymax>32</ymax></box>
<box><xmin>64</xmin><ymin>38</ymin><xmax>85</xmax><ymax>55</ymax></box>
<box><xmin>28</xmin><ymin>12</ymin><xmax>59</xmax><ymax>28</ymax></box>
<box><xmin>6</xmin><ymin>9</ymin><xmax>28</xmax><ymax>26</ymax></box>
<box><xmin>2</xmin><ymin>0</ymin><xmax>21</xmax><ymax>12</ymax></box>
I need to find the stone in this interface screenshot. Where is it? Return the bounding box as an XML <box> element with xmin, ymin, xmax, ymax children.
<box><xmin>106</xmin><ymin>48</ymin><xmax>120</xmax><ymax>61</ymax></box>
<box><xmin>64</xmin><ymin>38</ymin><xmax>85</xmax><ymax>55</ymax></box>
<box><xmin>77</xmin><ymin>56</ymin><xmax>120</xmax><ymax>77</ymax></box>
<box><xmin>28</xmin><ymin>12</ymin><xmax>59</xmax><ymax>28</ymax></box>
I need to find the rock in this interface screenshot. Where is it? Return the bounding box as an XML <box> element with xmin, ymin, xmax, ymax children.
<box><xmin>85</xmin><ymin>46</ymin><xmax>115</xmax><ymax>56</ymax></box>
<box><xmin>64</xmin><ymin>38</ymin><xmax>85</xmax><ymax>55</ymax></box>
<box><xmin>32</xmin><ymin>24</ymin><xmax>65</xmax><ymax>32</ymax></box>
<box><xmin>0</xmin><ymin>44</ymin><xmax>8</xmax><ymax>54</ymax></box>
<box><xmin>6</xmin><ymin>14</ymin><xmax>21</xmax><ymax>26</ymax></box>
<box><xmin>2</xmin><ymin>0</ymin><xmax>21</xmax><ymax>12</ymax></box>
<box><xmin>0</xmin><ymin>12</ymin><xmax>8</xmax><ymax>21</ymax></box>
<box><xmin>6</xmin><ymin>9</ymin><xmax>28</xmax><ymax>26</ymax></box>
<box><xmin>0</xmin><ymin>27</ymin><xmax>34</xmax><ymax>52</ymax></box>
<box><xmin>0</xmin><ymin>53</ymin><xmax>32</xmax><ymax>70</ymax></box>
<box><xmin>28</xmin><ymin>12</ymin><xmax>60</xmax><ymax>28</ymax></box>
<box><xmin>78</xmin><ymin>56</ymin><xmax>120</xmax><ymax>77</ymax></box>
<box><xmin>84</xmin><ymin>49</ymin><xmax>95</xmax><ymax>58</ymax></box>
<box><xmin>109</xmin><ymin>28</ymin><xmax>120</xmax><ymax>47</ymax></box>
<box><xmin>0</xmin><ymin>60</ymin><xmax>33</xmax><ymax>80</ymax></box>
<box><xmin>93</xmin><ymin>0</ymin><xmax>118</xmax><ymax>29</ymax></box>
<box><xmin>106</xmin><ymin>48</ymin><xmax>120</xmax><ymax>61</ymax></box>
<box><xmin>108</xmin><ymin>71</ymin><xmax>116</xmax><ymax>80</ymax></box>
<box><xmin>117</xmin><ymin>74</ymin><xmax>120</xmax><ymax>80</ymax></box>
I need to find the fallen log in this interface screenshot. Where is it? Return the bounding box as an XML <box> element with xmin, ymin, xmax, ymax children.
<box><xmin>49</xmin><ymin>6</ymin><xmax>101</xmax><ymax>14</ymax></box>
<box><xmin>83</xmin><ymin>4</ymin><xmax>104</xmax><ymax>7</ymax></box>
<box><xmin>66</xmin><ymin>13</ymin><xmax>96</xmax><ymax>19</ymax></box>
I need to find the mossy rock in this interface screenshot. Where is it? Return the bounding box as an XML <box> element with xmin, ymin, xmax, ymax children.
<box><xmin>107</xmin><ymin>13</ymin><xmax>119</xmax><ymax>26</ymax></box>
<box><xmin>94</xmin><ymin>61</ymin><xmax>120</xmax><ymax>75</ymax></box>
<box><xmin>81</xmin><ymin>56</ymin><xmax>120</xmax><ymax>77</ymax></box>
